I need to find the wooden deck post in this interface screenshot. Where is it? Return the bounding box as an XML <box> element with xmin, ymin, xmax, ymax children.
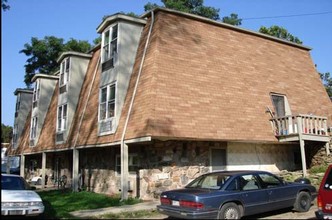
<box><xmin>297</xmin><ymin>116</ymin><xmax>307</xmax><ymax>177</ymax></box>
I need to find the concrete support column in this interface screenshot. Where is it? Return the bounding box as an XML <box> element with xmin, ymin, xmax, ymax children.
<box><xmin>326</xmin><ymin>142</ymin><xmax>330</xmax><ymax>155</ymax></box>
<box><xmin>20</xmin><ymin>154</ymin><xmax>25</xmax><ymax>177</ymax></box>
<box><xmin>72</xmin><ymin>149</ymin><xmax>79</xmax><ymax>192</ymax></box>
<box><xmin>121</xmin><ymin>142</ymin><xmax>129</xmax><ymax>200</ymax></box>
<box><xmin>299</xmin><ymin>139</ymin><xmax>307</xmax><ymax>177</ymax></box>
<box><xmin>41</xmin><ymin>152</ymin><xmax>46</xmax><ymax>188</ymax></box>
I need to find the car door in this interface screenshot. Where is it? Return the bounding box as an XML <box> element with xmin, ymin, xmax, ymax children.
<box><xmin>238</xmin><ymin>174</ymin><xmax>270</xmax><ymax>216</ymax></box>
<box><xmin>257</xmin><ymin>173</ymin><xmax>295</xmax><ymax>211</ymax></box>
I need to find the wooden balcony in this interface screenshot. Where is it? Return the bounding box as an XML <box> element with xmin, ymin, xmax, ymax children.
<box><xmin>270</xmin><ymin>114</ymin><xmax>330</xmax><ymax>143</ymax></box>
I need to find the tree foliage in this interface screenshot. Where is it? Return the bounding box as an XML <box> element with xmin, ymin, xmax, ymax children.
<box><xmin>1</xmin><ymin>0</ymin><xmax>10</xmax><ymax>11</ymax></box>
<box><xmin>222</xmin><ymin>13</ymin><xmax>242</xmax><ymax>26</ymax></box>
<box><xmin>20</xmin><ymin>36</ymin><xmax>91</xmax><ymax>88</ymax></box>
<box><xmin>319</xmin><ymin>72</ymin><xmax>332</xmax><ymax>98</ymax></box>
<box><xmin>259</xmin><ymin>25</ymin><xmax>302</xmax><ymax>44</ymax></box>
<box><xmin>1</xmin><ymin>123</ymin><xmax>13</xmax><ymax>143</ymax></box>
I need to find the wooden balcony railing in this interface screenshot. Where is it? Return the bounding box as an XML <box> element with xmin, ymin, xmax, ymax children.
<box><xmin>270</xmin><ymin>114</ymin><xmax>329</xmax><ymax>141</ymax></box>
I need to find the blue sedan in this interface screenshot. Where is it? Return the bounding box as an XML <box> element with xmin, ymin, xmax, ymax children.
<box><xmin>156</xmin><ymin>170</ymin><xmax>317</xmax><ymax>219</ymax></box>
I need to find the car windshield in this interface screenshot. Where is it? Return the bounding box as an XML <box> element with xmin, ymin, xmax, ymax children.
<box><xmin>1</xmin><ymin>175</ymin><xmax>30</xmax><ymax>190</ymax></box>
<box><xmin>185</xmin><ymin>173</ymin><xmax>231</xmax><ymax>190</ymax></box>
<box><xmin>324</xmin><ymin>168</ymin><xmax>332</xmax><ymax>190</ymax></box>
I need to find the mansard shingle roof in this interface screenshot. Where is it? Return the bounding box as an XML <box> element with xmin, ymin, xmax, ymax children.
<box><xmin>11</xmin><ymin>8</ymin><xmax>332</xmax><ymax>155</ymax></box>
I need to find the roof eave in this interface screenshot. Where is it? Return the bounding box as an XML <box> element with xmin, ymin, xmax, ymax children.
<box><xmin>142</xmin><ymin>8</ymin><xmax>312</xmax><ymax>51</ymax></box>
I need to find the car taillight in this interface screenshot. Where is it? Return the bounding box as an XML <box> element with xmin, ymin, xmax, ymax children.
<box><xmin>160</xmin><ymin>197</ymin><xmax>171</xmax><ymax>205</ymax></box>
<box><xmin>317</xmin><ymin>194</ymin><xmax>322</xmax><ymax>210</ymax></box>
<box><xmin>180</xmin><ymin>200</ymin><xmax>204</xmax><ymax>209</ymax></box>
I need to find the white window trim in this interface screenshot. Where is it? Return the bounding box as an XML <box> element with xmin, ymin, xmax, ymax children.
<box><xmin>98</xmin><ymin>82</ymin><xmax>116</xmax><ymax>122</ymax></box>
<box><xmin>30</xmin><ymin>116</ymin><xmax>38</xmax><ymax>140</ymax></box>
<box><xmin>57</xmin><ymin>104</ymin><xmax>67</xmax><ymax>132</ymax></box>
<box><xmin>59</xmin><ymin>57</ymin><xmax>70</xmax><ymax>88</ymax></box>
<box><xmin>33</xmin><ymin>80</ymin><xmax>40</xmax><ymax>103</ymax></box>
<box><xmin>101</xmin><ymin>24</ymin><xmax>118</xmax><ymax>64</ymax></box>
<box><xmin>270</xmin><ymin>93</ymin><xmax>292</xmax><ymax>116</ymax></box>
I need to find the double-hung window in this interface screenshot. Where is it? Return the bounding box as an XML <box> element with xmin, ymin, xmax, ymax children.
<box><xmin>30</xmin><ymin>117</ymin><xmax>38</xmax><ymax>139</ymax></box>
<box><xmin>57</xmin><ymin>104</ymin><xmax>67</xmax><ymax>132</ymax></box>
<box><xmin>116</xmin><ymin>154</ymin><xmax>139</xmax><ymax>174</ymax></box>
<box><xmin>12</xmin><ymin>124</ymin><xmax>18</xmax><ymax>146</ymax></box>
<box><xmin>99</xmin><ymin>84</ymin><xmax>116</xmax><ymax>121</ymax></box>
<box><xmin>15</xmin><ymin>94</ymin><xmax>21</xmax><ymax>118</ymax></box>
<box><xmin>59</xmin><ymin>58</ymin><xmax>70</xmax><ymax>93</ymax></box>
<box><xmin>32</xmin><ymin>80</ymin><xmax>40</xmax><ymax>108</ymax></box>
<box><xmin>102</xmin><ymin>24</ymin><xmax>118</xmax><ymax>71</ymax></box>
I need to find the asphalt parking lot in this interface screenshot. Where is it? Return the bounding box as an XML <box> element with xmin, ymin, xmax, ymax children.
<box><xmin>153</xmin><ymin>202</ymin><xmax>318</xmax><ymax>219</ymax></box>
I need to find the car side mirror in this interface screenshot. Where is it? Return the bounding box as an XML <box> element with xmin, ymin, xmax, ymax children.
<box><xmin>30</xmin><ymin>186</ymin><xmax>37</xmax><ymax>190</ymax></box>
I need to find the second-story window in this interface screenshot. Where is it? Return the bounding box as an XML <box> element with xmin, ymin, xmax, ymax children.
<box><xmin>57</xmin><ymin>104</ymin><xmax>67</xmax><ymax>132</ymax></box>
<box><xmin>59</xmin><ymin>57</ymin><xmax>70</xmax><ymax>93</ymax></box>
<box><xmin>15</xmin><ymin>94</ymin><xmax>21</xmax><ymax>118</ymax></box>
<box><xmin>102</xmin><ymin>24</ymin><xmax>118</xmax><ymax>71</ymax></box>
<box><xmin>12</xmin><ymin>124</ymin><xmax>18</xmax><ymax>147</ymax></box>
<box><xmin>99</xmin><ymin>84</ymin><xmax>116</xmax><ymax>121</ymax></box>
<box><xmin>30</xmin><ymin>116</ymin><xmax>38</xmax><ymax>139</ymax></box>
<box><xmin>32</xmin><ymin>80</ymin><xmax>40</xmax><ymax>108</ymax></box>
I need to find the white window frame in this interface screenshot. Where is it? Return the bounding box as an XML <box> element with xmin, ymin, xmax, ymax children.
<box><xmin>12</xmin><ymin>124</ymin><xmax>19</xmax><ymax>146</ymax></box>
<box><xmin>15</xmin><ymin>93</ymin><xmax>21</xmax><ymax>112</ymax></box>
<box><xmin>30</xmin><ymin>116</ymin><xmax>38</xmax><ymax>139</ymax></box>
<box><xmin>32</xmin><ymin>80</ymin><xmax>40</xmax><ymax>103</ymax></box>
<box><xmin>115</xmin><ymin>154</ymin><xmax>139</xmax><ymax>174</ymax></box>
<box><xmin>57</xmin><ymin>104</ymin><xmax>67</xmax><ymax>132</ymax></box>
<box><xmin>59</xmin><ymin>57</ymin><xmax>70</xmax><ymax>87</ymax></box>
<box><xmin>270</xmin><ymin>93</ymin><xmax>291</xmax><ymax>117</ymax></box>
<box><xmin>98</xmin><ymin>83</ymin><xmax>116</xmax><ymax>121</ymax></box>
<box><xmin>101</xmin><ymin>24</ymin><xmax>118</xmax><ymax>64</ymax></box>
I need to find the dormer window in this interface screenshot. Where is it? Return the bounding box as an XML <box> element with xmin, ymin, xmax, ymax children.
<box><xmin>59</xmin><ymin>57</ymin><xmax>70</xmax><ymax>93</ymax></box>
<box><xmin>57</xmin><ymin>104</ymin><xmax>67</xmax><ymax>132</ymax></box>
<box><xmin>30</xmin><ymin>116</ymin><xmax>38</xmax><ymax>140</ymax></box>
<box><xmin>32</xmin><ymin>80</ymin><xmax>40</xmax><ymax>108</ymax></box>
<box><xmin>15</xmin><ymin>94</ymin><xmax>21</xmax><ymax>118</ymax></box>
<box><xmin>98</xmin><ymin>83</ymin><xmax>116</xmax><ymax>134</ymax></box>
<box><xmin>102</xmin><ymin>24</ymin><xmax>118</xmax><ymax>71</ymax></box>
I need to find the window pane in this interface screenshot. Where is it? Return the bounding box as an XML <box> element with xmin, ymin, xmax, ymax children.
<box><xmin>104</xmin><ymin>30</ymin><xmax>110</xmax><ymax>43</ymax></box>
<box><xmin>109</xmin><ymin>85</ymin><xmax>115</xmax><ymax>100</ymax></box>
<box><xmin>101</xmin><ymin>88</ymin><xmax>107</xmax><ymax>102</ymax></box>
<box><xmin>112</xmin><ymin>25</ymin><xmax>118</xmax><ymax>39</ymax></box>
<box><xmin>108</xmin><ymin>102</ymin><xmax>115</xmax><ymax>118</ymax></box>
<box><xmin>65</xmin><ymin>58</ymin><xmax>70</xmax><ymax>72</ymax></box>
<box><xmin>271</xmin><ymin>95</ymin><xmax>285</xmax><ymax>117</ymax></box>
<box><xmin>99</xmin><ymin>103</ymin><xmax>106</xmax><ymax>120</ymax></box>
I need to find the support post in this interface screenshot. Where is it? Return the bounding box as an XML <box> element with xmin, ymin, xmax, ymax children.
<box><xmin>121</xmin><ymin>142</ymin><xmax>129</xmax><ymax>200</ymax></box>
<box><xmin>20</xmin><ymin>154</ymin><xmax>25</xmax><ymax>177</ymax></box>
<box><xmin>297</xmin><ymin>116</ymin><xmax>307</xmax><ymax>177</ymax></box>
<box><xmin>72</xmin><ymin>149</ymin><xmax>79</xmax><ymax>192</ymax></box>
<box><xmin>41</xmin><ymin>152</ymin><xmax>46</xmax><ymax>188</ymax></box>
<box><xmin>326</xmin><ymin>142</ymin><xmax>331</xmax><ymax>156</ymax></box>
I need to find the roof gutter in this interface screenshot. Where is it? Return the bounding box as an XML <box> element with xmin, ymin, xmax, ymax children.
<box><xmin>120</xmin><ymin>10</ymin><xmax>155</xmax><ymax>201</ymax></box>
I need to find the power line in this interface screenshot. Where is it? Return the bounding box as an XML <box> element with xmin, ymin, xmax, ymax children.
<box><xmin>242</xmin><ymin>11</ymin><xmax>332</xmax><ymax>20</ymax></box>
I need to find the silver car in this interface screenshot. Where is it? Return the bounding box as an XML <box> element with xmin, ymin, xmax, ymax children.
<box><xmin>1</xmin><ymin>174</ymin><xmax>45</xmax><ymax>216</ymax></box>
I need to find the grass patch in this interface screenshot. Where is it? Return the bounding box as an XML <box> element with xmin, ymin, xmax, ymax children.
<box><xmin>38</xmin><ymin>189</ymin><xmax>142</xmax><ymax>219</ymax></box>
<box><xmin>309</xmin><ymin>164</ymin><xmax>329</xmax><ymax>174</ymax></box>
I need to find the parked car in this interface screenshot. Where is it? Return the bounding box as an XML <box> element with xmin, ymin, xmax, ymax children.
<box><xmin>157</xmin><ymin>170</ymin><xmax>317</xmax><ymax>219</ymax></box>
<box><xmin>1</xmin><ymin>174</ymin><xmax>45</xmax><ymax>216</ymax></box>
<box><xmin>315</xmin><ymin>164</ymin><xmax>332</xmax><ymax>219</ymax></box>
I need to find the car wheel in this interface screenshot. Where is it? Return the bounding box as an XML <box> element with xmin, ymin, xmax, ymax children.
<box><xmin>218</xmin><ymin>202</ymin><xmax>241</xmax><ymax>219</ymax></box>
<box><xmin>294</xmin><ymin>191</ymin><xmax>311</xmax><ymax>212</ymax></box>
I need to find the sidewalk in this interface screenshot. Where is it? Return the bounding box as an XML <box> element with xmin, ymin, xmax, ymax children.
<box><xmin>70</xmin><ymin>200</ymin><xmax>160</xmax><ymax>218</ymax></box>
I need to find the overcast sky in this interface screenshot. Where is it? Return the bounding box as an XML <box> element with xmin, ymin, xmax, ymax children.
<box><xmin>2</xmin><ymin>0</ymin><xmax>332</xmax><ymax>126</ymax></box>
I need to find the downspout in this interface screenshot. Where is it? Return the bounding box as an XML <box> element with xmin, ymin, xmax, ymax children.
<box><xmin>72</xmin><ymin>55</ymin><xmax>101</xmax><ymax>191</ymax></box>
<box><xmin>120</xmin><ymin>10</ymin><xmax>155</xmax><ymax>201</ymax></box>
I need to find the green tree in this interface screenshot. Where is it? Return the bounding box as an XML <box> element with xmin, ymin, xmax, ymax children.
<box><xmin>319</xmin><ymin>72</ymin><xmax>332</xmax><ymax>98</ymax></box>
<box><xmin>20</xmin><ymin>36</ymin><xmax>92</xmax><ymax>88</ymax></box>
<box><xmin>259</xmin><ymin>25</ymin><xmax>302</xmax><ymax>44</ymax></box>
<box><xmin>1</xmin><ymin>0</ymin><xmax>10</xmax><ymax>11</ymax></box>
<box><xmin>1</xmin><ymin>124</ymin><xmax>13</xmax><ymax>143</ymax></box>
<box><xmin>222</xmin><ymin>13</ymin><xmax>242</xmax><ymax>26</ymax></box>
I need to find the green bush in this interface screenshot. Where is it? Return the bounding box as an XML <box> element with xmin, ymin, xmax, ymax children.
<box><xmin>309</xmin><ymin>164</ymin><xmax>329</xmax><ymax>174</ymax></box>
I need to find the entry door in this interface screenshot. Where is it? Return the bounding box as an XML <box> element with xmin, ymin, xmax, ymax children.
<box><xmin>211</xmin><ymin>148</ymin><xmax>226</xmax><ymax>171</ymax></box>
